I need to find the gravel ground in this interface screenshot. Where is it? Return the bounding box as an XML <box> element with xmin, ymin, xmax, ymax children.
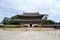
<box><xmin>0</xmin><ymin>30</ymin><xmax>60</xmax><ymax>40</ymax></box>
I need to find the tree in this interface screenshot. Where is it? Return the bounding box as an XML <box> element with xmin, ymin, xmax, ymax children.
<box><xmin>10</xmin><ymin>15</ymin><xmax>20</xmax><ymax>25</ymax></box>
<box><xmin>42</xmin><ymin>20</ymin><xmax>55</xmax><ymax>24</ymax></box>
<box><xmin>11</xmin><ymin>15</ymin><xmax>20</xmax><ymax>19</ymax></box>
<box><xmin>2</xmin><ymin>15</ymin><xmax>20</xmax><ymax>25</ymax></box>
<box><xmin>9</xmin><ymin>19</ymin><xmax>19</xmax><ymax>25</ymax></box>
<box><xmin>3</xmin><ymin>17</ymin><xmax>10</xmax><ymax>25</ymax></box>
<box><xmin>59</xmin><ymin>22</ymin><xmax>60</xmax><ymax>24</ymax></box>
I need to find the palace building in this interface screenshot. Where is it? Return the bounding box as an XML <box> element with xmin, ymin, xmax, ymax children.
<box><xmin>15</xmin><ymin>12</ymin><xmax>47</xmax><ymax>27</ymax></box>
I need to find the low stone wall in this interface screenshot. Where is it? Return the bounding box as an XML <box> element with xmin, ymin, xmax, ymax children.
<box><xmin>0</xmin><ymin>24</ymin><xmax>60</xmax><ymax>28</ymax></box>
<box><xmin>0</xmin><ymin>28</ymin><xmax>56</xmax><ymax>31</ymax></box>
<box><xmin>0</xmin><ymin>24</ymin><xmax>60</xmax><ymax>31</ymax></box>
<box><xmin>41</xmin><ymin>24</ymin><xmax>60</xmax><ymax>29</ymax></box>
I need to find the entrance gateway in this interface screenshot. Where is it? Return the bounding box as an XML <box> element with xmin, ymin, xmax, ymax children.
<box><xmin>23</xmin><ymin>24</ymin><xmax>38</xmax><ymax>28</ymax></box>
<box><xmin>15</xmin><ymin>12</ymin><xmax>47</xmax><ymax>27</ymax></box>
<box><xmin>30</xmin><ymin>24</ymin><xmax>32</xmax><ymax>27</ymax></box>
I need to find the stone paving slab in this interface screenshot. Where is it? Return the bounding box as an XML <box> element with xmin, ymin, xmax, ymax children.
<box><xmin>0</xmin><ymin>30</ymin><xmax>60</xmax><ymax>40</ymax></box>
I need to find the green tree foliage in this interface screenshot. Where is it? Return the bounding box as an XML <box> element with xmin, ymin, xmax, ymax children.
<box><xmin>2</xmin><ymin>15</ymin><xmax>20</xmax><ymax>25</ymax></box>
<box><xmin>59</xmin><ymin>22</ymin><xmax>60</xmax><ymax>24</ymax></box>
<box><xmin>3</xmin><ymin>17</ymin><xmax>10</xmax><ymax>25</ymax></box>
<box><xmin>42</xmin><ymin>20</ymin><xmax>55</xmax><ymax>24</ymax></box>
<box><xmin>11</xmin><ymin>15</ymin><xmax>20</xmax><ymax>19</ymax></box>
<box><xmin>10</xmin><ymin>19</ymin><xmax>19</xmax><ymax>25</ymax></box>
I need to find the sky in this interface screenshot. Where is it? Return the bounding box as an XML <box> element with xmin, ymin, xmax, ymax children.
<box><xmin>0</xmin><ymin>0</ymin><xmax>60</xmax><ymax>22</ymax></box>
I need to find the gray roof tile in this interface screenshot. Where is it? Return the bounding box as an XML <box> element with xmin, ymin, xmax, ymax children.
<box><xmin>23</xmin><ymin>12</ymin><xmax>41</xmax><ymax>16</ymax></box>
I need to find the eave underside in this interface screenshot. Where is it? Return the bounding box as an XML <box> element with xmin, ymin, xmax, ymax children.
<box><xmin>19</xmin><ymin>15</ymin><xmax>44</xmax><ymax>19</ymax></box>
<box><xmin>16</xmin><ymin>20</ymin><xmax>44</xmax><ymax>24</ymax></box>
<box><xmin>19</xmin><ymin>21</ymin><xmax>42</xmax><ymax>24</ymax></box>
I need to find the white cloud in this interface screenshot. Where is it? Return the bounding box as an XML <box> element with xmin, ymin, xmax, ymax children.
<box><xmin>0</xmin><ymin>0</ymin><xmax>60</xmax><ymax>22</ymax></box>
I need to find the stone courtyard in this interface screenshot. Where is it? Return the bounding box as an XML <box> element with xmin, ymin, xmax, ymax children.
<box><xmin>0</xmin><ymin>28</ymin><xmax>60</xmax><ymax>40</ymax></box>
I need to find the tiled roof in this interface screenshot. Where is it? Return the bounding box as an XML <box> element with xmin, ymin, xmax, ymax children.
<box><xmin>20</xmin><ymin>12</ymin><xmax>45</xmax><ymax>16</ymax></box>
<box><xmin>23</xmin><ymin>12</ymin><xmax>40</xmax><ymax>16</ymax></box>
